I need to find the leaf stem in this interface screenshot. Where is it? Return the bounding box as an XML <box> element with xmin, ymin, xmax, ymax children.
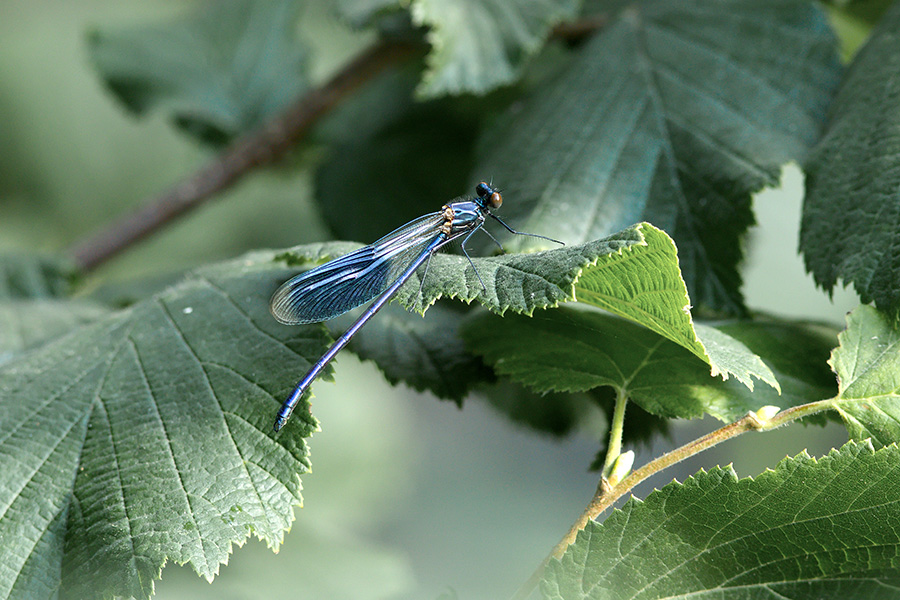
<box><xmin>510</xmin><ymin>399</ymin><xmax>836</xmax><ymax>600</ymax></box>
<box><xmin>602</xmin><ymin>387</ymin><xmax>628</xmax><ymax>476</ymax></box>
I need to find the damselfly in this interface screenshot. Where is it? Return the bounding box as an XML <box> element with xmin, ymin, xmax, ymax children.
<box><xmin>270</xmin><ymin>182</ymin><xmax>562</xmax><ymax>432</ymax></box>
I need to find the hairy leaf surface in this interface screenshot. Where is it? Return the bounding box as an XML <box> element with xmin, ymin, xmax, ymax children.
<box><xmin>802</xmin><ymin>1</ymin><xmax>900</xmax><ymax>320</ymax></box>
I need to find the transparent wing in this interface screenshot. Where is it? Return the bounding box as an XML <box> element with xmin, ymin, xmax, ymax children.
<box><xmin>271</xmin><ymin>212</ymin><xmax>445</xmax><ymax>324</ymax></box>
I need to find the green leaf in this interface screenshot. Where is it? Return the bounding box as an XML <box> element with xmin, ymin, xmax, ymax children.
<box><xmin>411</xmin><ymin>0</ymin><xmax>579</xmax><ymax>98</ymax></box>
<box><xmin>335</xmin><ymin>303</ymin><xmax>494</xmax><ymax>401</ymax></box>
<box><xmin>571</xmin><ymin>224</ymin><xmax>702</xmax><ymax>357</ymax></box>
<box><xmin>829</xmin><ymin>304</ymin><xmax>900</xmax><ymax>447</ymax></box>
<box><xmin>802</xmin><ymin>1</ymin><xmax>900</xmax><ymax>321</ymax></box>
<box><xmin>716</xmin><ymin>316</ymin><xmax>840</xmax><ymax>423</ymax></box>
<box><xmin>463</xmin><ymin>307</ymin><xmax>831</xmax><ymax>422</ymax></box>
<box><xmin>543</xmin><ymin>441</ymin><xmax>900</xmax><ymax>600</ymax></box>
<box><xmin>276</xmin><ymin>223</ymin><xmax>777</xmax><ymax>391</ymax></box>
<box><xmin>0</xmin><ymin>250</ymin><xmax>324</xmax><ymax>600</ymax></box>
<box><xmin>474</xmin><ymin>0</ymin><xmax>841</xmax><ymax>314</ymax></box>
<box><xmin>693</xmin><ymin>324</ymin><xmax>778</xmax><ymax>393</ymax></box>
<box><xmin>87</xmin><ymin>0</ymin><xmax>309</xmax><ymax>145</ymax></box>
<box><xmin>574</xmin><ymin>224</ymin><xmax>778</xmax><ymax>391</ymax></box>
<box><xmin>0</xmin><ymin>299</ymin><xmax>110</xmax><ymax>366</ymax></box>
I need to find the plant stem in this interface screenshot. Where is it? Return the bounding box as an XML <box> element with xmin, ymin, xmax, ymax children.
<box><xmin>509</xmin><ymin>399</ymin><xmax>836</xmax><ymax>600</ymax></box>
<box><xmin>67</xmin><ymin>39</ymin><xmax>419</xmax><ymax>272</ymax></box>
<box><xmin>602</xmin><ymin>388</ymin><xmax>628</xmax><ymax>476</ymax></box>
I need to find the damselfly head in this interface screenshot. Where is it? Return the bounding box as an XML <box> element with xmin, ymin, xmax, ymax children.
<box><xmin>476</xmin><ymin>181</ymin><xmax>502</xmax><ymax>209</ymax></box>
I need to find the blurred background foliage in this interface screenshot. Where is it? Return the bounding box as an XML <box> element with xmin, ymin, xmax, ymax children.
<box><xmin>0</xmin><ymin>1</ymin><xmax>864</xmax><ymax>598</ymax></box>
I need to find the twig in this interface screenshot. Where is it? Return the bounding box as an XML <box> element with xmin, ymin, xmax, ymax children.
<box><xmin>551</xmin><ymin>14</ymin><xmax>609</xmax><ymax>42</ymax></box>
<box><xmin>509</xmin><ymin>401</ymin><xmax>835</xmax><ymax>600</ymax></box>
<box><xmin>68</xmin><ymin>39</ymin><xmax>419</xmax><ymax>271</ymax></box>
<box><xmin>66</xmin><ymin>14</ymin><xmax>610</xmax><ymax>273</ymax></box>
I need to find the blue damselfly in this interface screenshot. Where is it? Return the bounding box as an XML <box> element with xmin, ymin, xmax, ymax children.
<box><xmin>270</xmin><ymin>182</ymin><xmax>561</xmax><ymax>432</ymax></box>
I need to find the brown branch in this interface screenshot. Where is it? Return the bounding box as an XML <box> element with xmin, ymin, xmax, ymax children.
<box><xmin>550</xmin><ymin>14</ymin><xmax>609</xmax><ymax>43</ymax></box>
<box><xmin>68</xmin><ymin>39</ymin><xmax>419</xmax><ymax>271</ymax></box>
<box><xmin>67</xmin><ymin>14</ymin><xmax>608</xmax><ymax>273</ymax></box>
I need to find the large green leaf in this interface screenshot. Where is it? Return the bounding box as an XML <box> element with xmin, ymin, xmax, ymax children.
<box><xmin>411</xmin><ymin>0</ymin><xmax>580</xmax><ymax>97</ymax></box>
<box><xmin>355</xmin><ymin>222</ymin><xmax>776</xmax><ymax>389</ymax></box>
<box><xmin>0</xmin><ymin>299</ymin><xmax>110</xmax><ymax>366</ymax></box>
<box><xmin>463</xmin><ymin>307</ymin><xmax>832</xmax><ymax>422</ymax></box>
<box><xmin>801</xmin><ymin>1</ymin><xmax>900</xmax><ymax>321</ymax></box>
<box><xmin>0</xmin><ymin>223</ymin><xmax>794</xmax><ymax>597</ymax></box>
<box><xmin>473</xmin><ymin>0</ymin><xmax>841</xmax><ymax>314</ymax></box>
<box><xmin>829</xmin><ymin>304</ymin><xmax>900</xmax><ymax>447</ymax></box>
<box><xmin>542</xmin><ymin>440</ymin><xmax>900</xmax><ymax>599</ymax></box>
<box><xmin>87</xmin><ymin>0</ymin><xmax>309</xmax><ymax>145</ymax></box>
<box><xmin>0</xmin><ymin>251</ymin><xmax>322</xmax><ymax>600</ymax></box>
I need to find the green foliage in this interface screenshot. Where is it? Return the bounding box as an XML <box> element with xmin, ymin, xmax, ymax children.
<box><xmin>0</xmin><ymin>226</ymin><xmax>775</xmax><ymax>599</ymax></box>
<box><xmin>88</xmin><ymin>0</ymin><xmax>310</xmax><ymax>145</ymax></box>
<box><xmin>830</xmin><ymin>304</ymin><xmax>900</xmax><ymax>447</ymax></box>
<box><xmin>543</xmin><ymin>441</ymin><xmax>900</xmax><ymax>599</ymax></box>
<box><xmin>0</xmin><ymin>254</ymin><xmax>76</xmax><ymax>300</ymax></box>
<box><xmin>410</xmin><ymin>0</ymin><xmax>580</xmax><ymax>97</ymax></box>
<box><xmin>314</xmin><ymin>61</ymin><xmax>481</xmax><ymax>242</ymax></box>
<box><xmin>802</xmin><ymin>0</ymin><xmax>900</xmax><ymax>321</ymax></box>
<box><xmin>473</xmin><ymin>0</ymin><xmax>841</xmax><ymax>315</ymax></box>
<box><xmin>0</xmin><ymin>252</ymin><xmax>320</xmax><ymax>599</ymax></box>
<box><xmin>0</xmin><ymin>255</ymin><xmax>107</xmax><ymax>363</ymax></box>
<box><xmin>3</xmin><ymin>0</ymin><xmax>900</xmax><ymax>598</ymax></box>
<box><xmin>463</xmin><ymin>307</ymin><xmax>835</xmax><ymax>422</ymax></box>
